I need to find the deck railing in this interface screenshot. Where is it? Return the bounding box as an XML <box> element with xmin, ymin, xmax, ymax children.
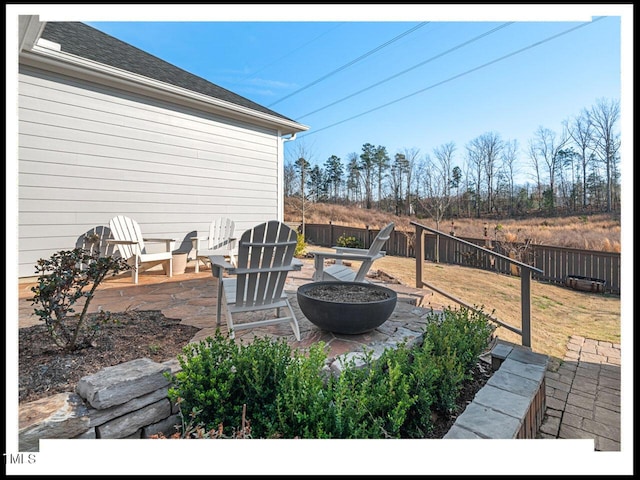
<box><xmin>412</xmin><ymin>221</ymin><xmax>544</xmax><ymax>348</ymax></box>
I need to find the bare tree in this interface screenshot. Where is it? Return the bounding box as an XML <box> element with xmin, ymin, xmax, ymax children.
<box><xmin>416</xmin><ymin>152</ymin><xmax>452</xmax><ymax>231</ymax></box>
<box><xmin>294</xmin><ymin>156</ymin><xmax>310</xmax><ymax>237</ymax></box>
<box><xmin>283</xmin><ymin>159</ymin><xmax>296</xmax><ymax>197</ymax></box>
<box><xmin>432</xmin><ymin>142</ymin><xmax>456</xmax><ymax>200</ymax></box>
<box><xmin>345</xmin><ymin>152</ymin><xmax>361</xmax><ymax>205</ymax></box>
<box><xmin>481</xmin><ymin>132</ymin><xmax>503</xmax><ymax>214</ymax></box>
<box><xmin>461</xmin><ymin>155</ymin><xmax>474</xmax><ymax>217</ymax></box>
<box><xmin>501</xmin><ymin>139</ymin><xmax>520</xmax><ymax>213</ymax></box>
<box><xmin>286</xmin><ymin>140</ymin><xmax>316</xmax><ymax>237</ymax></box>
<box><xmin>401</xmin><ymin>147</ymin><xmax>420</xmax><ymax>215</ymax></box>
<box><xmin>588</xmin><ymin>97</ymin><xmax>620</xmax><ymax>212</ymax></box>
<box><xmin>527</xmin><ymin>137</ymin><xmax>544</xmax><ymax>210</ymax></box>
<box><xmin>565</xmin><ymin>110</ymin><xmax>595</xmax><ymax>208</ymax></box>
<box><xmin>528</xmin><ymin>126</ymin><xmax>570</xmax><ymax>211</ymax></box>
<box><xmin>390</xmin><ymin>153</ymin><xmax>408</xmax><ymax>216</ymax></box>
<box><xmin>466</xmin><ymin>137</ymin><xmax>485</xmax><ymax>218</ymax></box>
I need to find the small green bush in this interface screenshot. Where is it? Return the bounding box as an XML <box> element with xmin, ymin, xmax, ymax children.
<box><xmin>327</xmin><ymin>347</ymin><xmax>419</xmax><ymax>438</ymax></box>
<box><xmin>168</xmin><ymin>306</ymin><xmax>494</xmax><ymax>439</ymax></box>
<box><xmin>295</xmin><ymin>232</ymin><xmax>307</xmax><ymax>257</ymax></box>
<box><xmin>274</xmin><ymin>342</ymin><xmax>334</xmax><ymax>438</ymax></box>
<box><xmin>336</xmin><ymin>234</ymin><xmax>364</xmax><ymax>249</ymax></box>
<box><xmin>422</xmin><ymin>307</ymin><xmax>495</xmax><ymax>413</ymax></box>
<box><xmin>30</xmin><ymin>247</ymin><xmax>131</xmax><ymax>352</ymax></box>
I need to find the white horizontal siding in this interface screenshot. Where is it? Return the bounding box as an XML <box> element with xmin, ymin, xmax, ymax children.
<box><xmin>17</xmin><ymin>66</ymin><xmax>285</xmax><ymax>277</ymax></box>
<box><xmin>19</xmin><ymin>159</ymin><xmax>275</xmax><ymax>193</ymax></box>
<box><xmin>18</xmin><ymin>111</ymin><xmax>278</xmax><ymax>167</ymax></box>
<box><xmin>19</xmin><ymin>73</ymin><xmax>277</xmax><ymax>148</ymax></box>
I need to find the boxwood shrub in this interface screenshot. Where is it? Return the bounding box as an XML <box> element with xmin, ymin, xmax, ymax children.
<box><xmin>168</xmin><ymin>306</ymin><xmax>494</xmax><ymax>439</ymax></box>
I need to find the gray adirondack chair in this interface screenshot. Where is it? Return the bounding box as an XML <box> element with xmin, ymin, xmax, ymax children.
<box><xmin>309</xmin><ymin>222</ymin><xmax>395</xmax><ymax>282</ymax></box>
<box><xmin>190</xmin><ymin>217</ymin><xmax>236</xmax><ymax>272</ymax></box>
<box><xmin>210</xmin><ymin>220</ymin><xmax>301</xmax><ymax>341</ymax></box>
<box><xmin>107</xmin><ymin>215</ymin><xmax>175</xmax><ymax>284</ymax></box>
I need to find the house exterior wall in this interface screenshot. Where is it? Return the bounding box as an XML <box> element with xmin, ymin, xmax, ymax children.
<box><xmin>18</xmin><ymin>64</ymin><xmax>283</xmax><ymax>278</ymax></box>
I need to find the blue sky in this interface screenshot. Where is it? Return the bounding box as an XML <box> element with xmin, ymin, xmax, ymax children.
<box><xmin>67</xmin><ymin>4</ymin><xmax>630</xmax><ymax>186</ymax></box>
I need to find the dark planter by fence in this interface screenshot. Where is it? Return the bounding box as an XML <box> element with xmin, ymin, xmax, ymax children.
<box><xmin>565</xmin><ymin>275</ymin><xmax>606</xmax><ymax>293</ymax></box>
<box><xmin>296</xmin><ymin>281</ymin><xmax>397</xmax><ymax>335</ymax></box>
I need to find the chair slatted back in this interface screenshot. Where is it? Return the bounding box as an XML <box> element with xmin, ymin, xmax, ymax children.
<box><xmin>208</xmin><ymin>217</ymin><xmax>235</xmax><ymax>250</ymax></box>
<box><xmin>366</xmin><ymin>222</ymin><xmax>394</xmax><ymax>257</ymax></box>
<box><xmin>353</xmin><ymin>222</ymin><xmax>395</xmax><ymax>281</ymax></box>
<box><xmin>109</xmin><ymin>215</ymin><xmax>144</xmax><ymax>260</ymax></box>
<box><xmin>234</xmin><ymin>221</ymin><xmax>297</xmax><ymax>309</ymax></box>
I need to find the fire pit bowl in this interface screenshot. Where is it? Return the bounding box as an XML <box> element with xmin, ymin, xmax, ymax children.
<box><xmin>296</xmin><ymin>281</ymin><xmax>397</xmax><ymax>335</ymax></box>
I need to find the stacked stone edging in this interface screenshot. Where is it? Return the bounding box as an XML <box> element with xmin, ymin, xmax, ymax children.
<box><xmin>19</xmin><ymin>358</ymin><xmax>183</xmax><ymax>451</ymax></box>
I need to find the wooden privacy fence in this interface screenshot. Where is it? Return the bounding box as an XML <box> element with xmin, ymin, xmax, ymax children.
<box><xmin>302</xmin><ymin>222</ymin><xmax>413</xmax><ymax>257</ymax></box>
<box><xmin>302</xmin><ymin>222</ymin><xmax>620</xmax><ymax>295</ymax></box>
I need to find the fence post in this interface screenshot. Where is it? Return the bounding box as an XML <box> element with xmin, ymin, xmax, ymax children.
<box><xmin>521</xmin><ymin>269</ymin><xmax>532</xmax><ymax>348</ymax></box>
<box><xmin>415</xmin><ymin>225</ymin><xmax>423</xmax><ymax>288</ymax></box>
<box><xmin>329</xmin><ymin>221</ymin><xmax>334</xmax><ymax>247</ymax></box>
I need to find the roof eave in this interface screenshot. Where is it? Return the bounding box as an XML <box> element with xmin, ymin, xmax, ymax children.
<box><xmin>21</xmin><ymin>42</ymin><xmax>309</xmax><ymax>136</ymax></box>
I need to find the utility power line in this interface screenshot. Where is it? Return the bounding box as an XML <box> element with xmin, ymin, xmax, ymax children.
<box><xmin>296</xmin><ymin>22</ymin><xmax>515</xmax><ymax>121</ymax></box>
<box><xmin>241</xmin><ymin>23</ymin><xmax>345</xmax><ymax>82</ymax></box>
<box><xmin>268</xmin><ymin>22</ymin><xmax>429</xmax><ymax>107</ymax></box>
<box><xmin>300</xmin><ymin>17</ymin><xmax>605</xmax><ymax>138</ymax></box>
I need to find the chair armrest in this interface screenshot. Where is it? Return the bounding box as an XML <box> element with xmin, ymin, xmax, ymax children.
<box><xmin>190</xmin><ymin>236</ymin><xmax>208</xmax><ymax>250</ymax></box>
<box><xmin>332</xmin><ymin>246</ymin><xmax>369</xmax><ymax>255</ymax></box>
<box><xmin>210</xmin><ymin>255</ymin><xmax>235</xmax><ymax>271</ymax></box>
<box><xmin>142</xmin><ymin>238</ymin><xmax>176</xmax><ymax>252</ymax></box>
<box><xmin>106</xmin><ymin>239</ymin><xmax>138</xmax><ymax>245</ymax></box>
<box><xmin>308</xmin><ymin>250</ymin><xmax>380</xmax><ymax>263</ymax></box>
<box><xmin>143</xmin><ymin>238</ymin><xmax>176</xmax><ymax>243</ymax></box>
<box><xmin>291</xmin><ymin>258</ymin><xmax>303</xmax><ymax>271</ymax></box>
<box><xmin>209</xmin><ymin>255</ymin><xmax>236</xmax><ymax>281</ymax></box>
<box><xmin>309</xmin><ymin>250</ymin><xmax>384</xmax><ymax>281</ymax></box>
<box><xmin>333</xmin><ymin>247</ymin><xmax>387</xmax><ymax>257</ymax></box>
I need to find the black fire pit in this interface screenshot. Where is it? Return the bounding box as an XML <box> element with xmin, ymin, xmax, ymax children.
<box><xmin>296</xmin><ymin>281</ymin><xmax>398</xmax><ymax>335</ymax></box>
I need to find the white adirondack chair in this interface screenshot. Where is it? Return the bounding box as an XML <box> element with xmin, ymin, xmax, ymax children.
<box><xmin>309</xmin><ymin>222</ymin><xmax>395</xmax><ymax>283</ymax></box>
<box><xmin>107</xmin><ymin>215</ymin><xmax>175</xmax><ymax>284</ymax></box>
<box><xmin>190</xmin><ymin>217</ymin><xmax>236</xmax><ymax>273</ymax></box>
<box><xmin>210</xmin><ymin>220</ymin><xmax>301</xmax><ymax>341</ymax></box>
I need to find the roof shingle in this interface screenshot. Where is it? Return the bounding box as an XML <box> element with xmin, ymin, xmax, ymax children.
<box><xmin>41</xmin><ymin>21</ymin><xmax>296</xmax><ymax>123</ymax></box>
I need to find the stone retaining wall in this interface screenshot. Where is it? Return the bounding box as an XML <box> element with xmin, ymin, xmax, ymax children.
<box><xmin>19</xmin><ymin>357</ymin><xmax>182</xmax><ymax>451</ymax></box>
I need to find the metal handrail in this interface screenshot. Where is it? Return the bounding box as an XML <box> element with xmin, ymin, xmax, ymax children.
<box><xmin>411</xmin><ymin>221</ymin><xmax>544</xmax><ymax>348</ymax></box>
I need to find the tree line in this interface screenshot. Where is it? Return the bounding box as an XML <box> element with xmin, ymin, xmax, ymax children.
<box><xmin>285</xmin><ymin>98</ymin><xmax>621</xmax><ymax>227</ymax></box>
